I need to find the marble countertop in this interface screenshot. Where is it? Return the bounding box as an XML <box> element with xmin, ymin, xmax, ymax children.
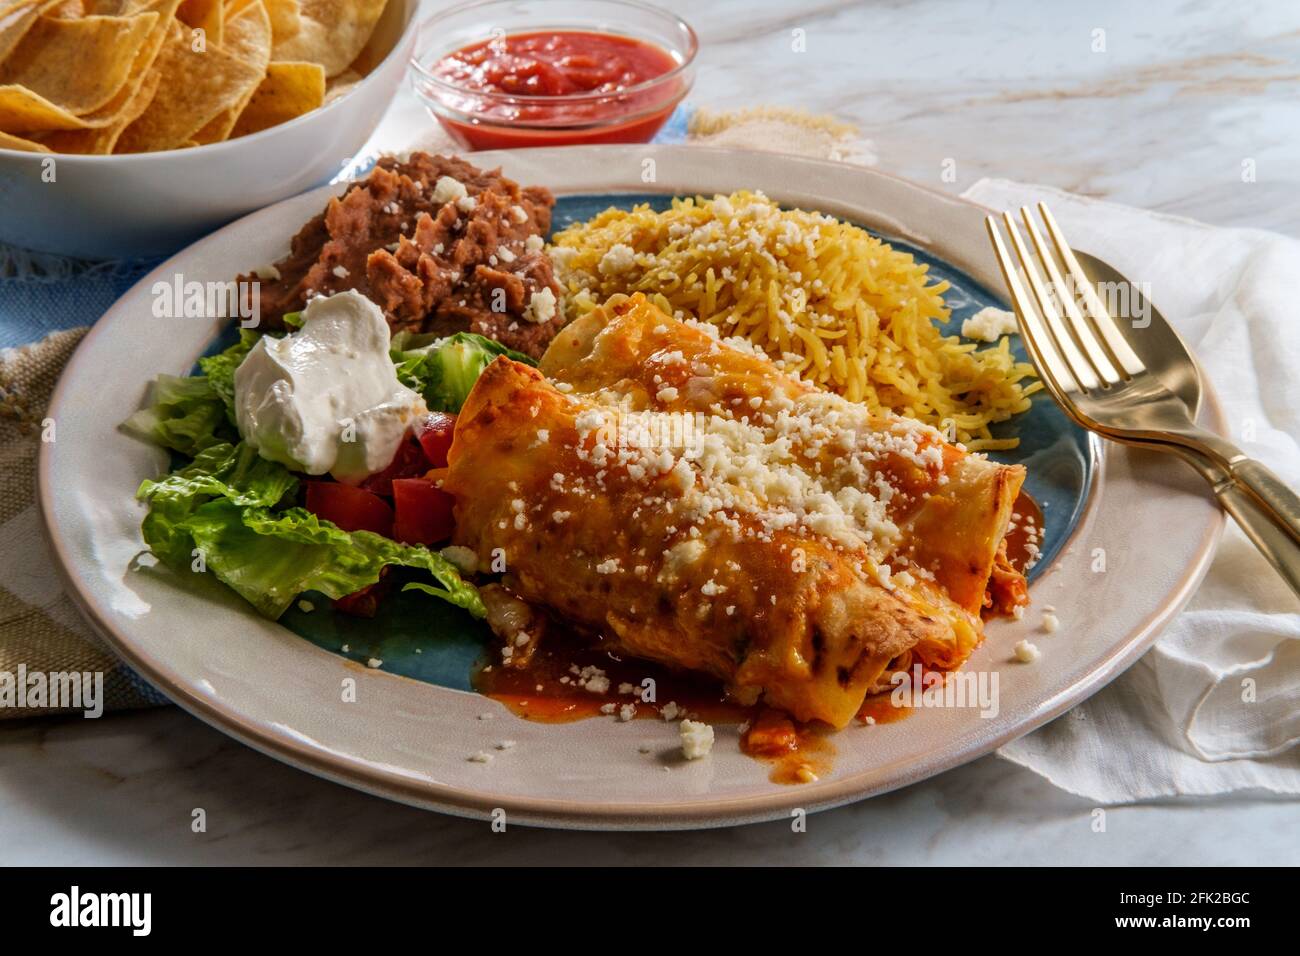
<box><xmin>4</xmin><ymin>0</ymin><xmax>1298</xmax><ymax>865</ymax></box>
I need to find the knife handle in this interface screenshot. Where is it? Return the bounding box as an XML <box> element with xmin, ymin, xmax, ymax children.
<box><xmin>1216</xmin><ymin>477</ymin><xmax>1300</xmax><ymax>600</ymax></box>
<box><xmin>1229</xmin><ymin>458</ymin><xmax>1300</xmax><ymax>546</ymax></box>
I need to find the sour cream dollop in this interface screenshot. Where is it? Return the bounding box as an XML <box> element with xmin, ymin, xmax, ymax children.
<box><xmin>234</xmin><ymin>290</ymin><xmax>426</xmax><ymax>483</ymax></box>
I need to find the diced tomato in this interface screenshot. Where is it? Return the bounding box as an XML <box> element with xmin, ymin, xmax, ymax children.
<box><xmin>391</xmin><ymin>477</ymin><xmax>456</xmax><ymax>545</ymax></box>
<box><xmin>415</xmin><ymin>411</ymin><xmax>457</xmax><ymax>468</ymax></box>
<box><xmin>333</xmin><ymin>571</ymin><xmax>390</xmax><ymax>618</ymax></box>
<box><xmin>359</xmin><ymin>436</ymin><xmax>430</xmax><ymax>496</ymax></box>
<box><xmin>305</xmin><ymin>481</ymin><xmax>394</xmax><ymax>537</ymax></box>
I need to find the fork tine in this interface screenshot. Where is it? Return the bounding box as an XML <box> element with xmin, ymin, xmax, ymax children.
<box><xmin>1018</xmin><ymin>206</ymin><xmax>1122</xmax><ymax>386</ymax></box>
<box><xmin>999</xmin><ymin>211</ymin><xmax>1102</xmax><ymax>393</ymax></box>
<box><xmin>1037</xmin><ymin>202</ymin><xmax>1146</xmax><ymax>377</ymax></box>
<box><xmin>984</xmin><ymin>216</ymin><xmax>1086</xmax><ymax>405</ymax></box>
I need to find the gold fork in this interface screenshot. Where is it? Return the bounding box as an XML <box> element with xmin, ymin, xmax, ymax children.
<box><xmin>986</xmin><ymin>202</ymin><xmax>1300</xmax><ymax>598</ymax></box>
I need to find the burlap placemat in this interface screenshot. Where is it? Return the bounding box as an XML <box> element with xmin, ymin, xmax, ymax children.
<box><xmin>0</xmin><ymin>328</ymin><xmax>169</xmax><ymax>718</ymax></box>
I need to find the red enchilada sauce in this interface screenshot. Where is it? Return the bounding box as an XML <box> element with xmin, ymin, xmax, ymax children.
<box><xmin>430</xmin><ymin>31</ymin><xmax>683</xmax><ymax>148</ymax></box>
<box><xmin>1002</xmin><ymin>489</ymin><xmax>1045</xmax><ymax>573</ymax></box>
<box><xmin>474</xmin><ymin>631</ymin><xmax>839</xmax><ymax>786</ymax></box>
<box><xmin>474</xmin><ymin>626</ymin><xmax>748</xmax><ymax>725</ymax></box>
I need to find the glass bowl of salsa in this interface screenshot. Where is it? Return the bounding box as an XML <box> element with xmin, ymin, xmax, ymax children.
<box><xmin>410</xmin><ymin>0</ymin><xmax>697</xmax><ymax>150</ymax></box>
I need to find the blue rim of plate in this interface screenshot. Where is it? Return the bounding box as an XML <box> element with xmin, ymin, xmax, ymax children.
<box><xmin>202</xmin><ymin>191</ymin><xmax>1096</xmax><ymax>690</ymax></box>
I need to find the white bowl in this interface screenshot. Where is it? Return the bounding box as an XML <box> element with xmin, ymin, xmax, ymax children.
<box><xmin>0</xmin><ymin>0</ymin><xmax>418</xmax><ymax>260</ymax></box>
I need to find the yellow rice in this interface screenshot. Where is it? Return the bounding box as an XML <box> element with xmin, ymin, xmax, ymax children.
<box><xmin>549</xmin><ymin>191</ymin><xmax>1040</xmax><ymax>450</ymax></box>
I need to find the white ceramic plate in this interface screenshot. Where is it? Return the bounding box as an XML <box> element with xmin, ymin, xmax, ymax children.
<box><xmin>39</xmin><ymin>146</ymin><xmax>1223</xmax><ymax>829</ymax></box>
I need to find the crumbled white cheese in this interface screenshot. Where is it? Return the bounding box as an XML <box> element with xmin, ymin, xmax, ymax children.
<box><xmin>574</xmin><ymin>665</ymin><xmax>610</xmax><ymax>695</ymax></box>
<box><xmin>523</xmin><ymin>287</ymin><xmax>557</xmax><ymax>324</ymax></box>
<box><xmin>679</xmin><ymin>719</ymin><xmax>715</xmax><ymax>759</ymax></box>
<box><xmin>432</xmin><ymin>175</ymin><xmax>468</xmax><ymax>205</ymax></box>
<box><xmin>597</xmin><ymin>243</ymin><xmax>637</xmax><ymax>275</ymax></box>
<box><xmin>511</xmin><ymin>204</ymin><xmax>528</xmax><ymax>224</ymax></box>
<box><xmin>961</xmin><ymin>306</ymin><xmax>1019</xmax><ymax>342</ymax></box>
<box><xmin>525</xmin><ymin>234</ymin><xmax>544</xmax><ymax>253</ymax></box>
<box><xmin>439</xmin><ymin>545</ymin><xmax>479</xmax><ymax>574</ymax></box>
<box><xmin>618</xmin><ymin>703</ymin><xmax>636</xmax><ymax>721</ymax></box>
<box><xmin>456</xmin><ymin>195</ymin><xmax>476</xmax><ymax>214</ymax></box>
<box><xmin>253</xmin><ymin>263</ymin><xmax>280</xmax><ymax>281</ymax></box>
<box><xmin>1013</xmin><ymin>639</ymin><xmax>1040</xmax><ymax>663</ymax></box>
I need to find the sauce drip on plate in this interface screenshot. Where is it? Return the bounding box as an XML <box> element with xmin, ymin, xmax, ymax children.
<box><xmin>740</xmin><ymin>709</ymin><xmax>836</xmax><ymax>785</ymax></box>
<box><xmin>1003</xmin><ymin>489</ymin><xmax>1045</xmax><ymax>573</ymax></box>
<box><xmin>474</xmin><ymin>624</ymin><xmax>748</xmax><ymax>725</ymax></box>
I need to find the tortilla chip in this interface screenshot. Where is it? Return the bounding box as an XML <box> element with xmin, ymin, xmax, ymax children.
<box><xmin>0</xmin><ymin>84</ymin><xmax>105</xmax><ymax>130</ymax></box>
<box><xmin>221</xmin><ymin>0</ymin><xmax>271</xmax><ymax>63</ymax></box>
<box><xmin>271</xmin><ymin>0</ymin><xmax>386</xmax><ymax>78</ymax></box>
<box><xmin>0</xmin><ymin>10</ymin><xmax>159</xmax><ymax>115</ymax></box>
<box><xmin>33</xmin><ymin>66</ymin><xmax>159</xmax><ymax>152</ymax></box>
<box><xmin>0</xmin><ymin>126</ymin><xmax>49</xmax><ymax>150</ymax></box>
<box><xmin>226</xmin><ymin>0</ymin><xmax>292</xmax><ymax>36</ymax></box>
<box><xmin>176</xmin><ymin>0</ymin><xmax>221</xmax><ymax>47</ymax></box>
<box><xmin>84</xmin><ymin>0</ymin><xmax>166</xmax><ymax>13</ymax></box>
<box><xmin>0</xmin><ymin>1</ymin><xmax>53</xmax><ymax>65</ymax></box>
<box><xmin>259</xmin><ymin>0</ymin><xmax>296</xmax><ymax>40</ymax></box>
<box><xmin>229</xmin><ymin>58</ymin><xmax>320</xmax><ymax>137</ymax></box>
<box><xmin>67</xmin><ymin>0</ymin><xmax>179</xmax><ymax>124</ymax></box>
<box><xmin>115</xmin><ymin>16</ymin><xmax>262</xmax><ymax>150</ymax></box>
<box><xmin>190</xmin><ymin>0</ymin><xmax>269</xmax><ymax>143</ymax></box>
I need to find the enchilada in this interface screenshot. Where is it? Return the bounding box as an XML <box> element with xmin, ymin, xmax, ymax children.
<box><xmin>444</xmin><ymin>295</ymin><xmax>1027</xmax><ymax>727</ymax></box>
<box><xmin>541</xmin><ymin>295</ymin><xmax>1028</xmax><ymax>649</ymax></box>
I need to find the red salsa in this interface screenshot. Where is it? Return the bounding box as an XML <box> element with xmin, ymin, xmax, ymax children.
<box><xmin>436</xmin><ymin>30</ymin><xmax>679</xmax><ymax>97</ymax></box>
<box><xmin>428</xmin><ymin>30</ymin><xmax>686</xmax><ymax>149</ymax></box>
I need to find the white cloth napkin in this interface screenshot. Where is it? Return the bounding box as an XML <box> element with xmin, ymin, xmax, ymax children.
<box><xmin>966</xmin><ymin>179</ymin><xmax>1300</xmax><ymax>802</ymax></box>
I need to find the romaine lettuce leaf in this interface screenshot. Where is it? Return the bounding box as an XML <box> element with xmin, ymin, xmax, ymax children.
<box><xmin>137</xmin><ymin>442</ymin><xmax>483</xmax><ymax>621</ymax></box>
<box><xmin>391</xmin><ymin>331</ymin><xmax>536</xmax><ymax>412</ymax></box>
<box><xmin>137</xmin><ymin>442</ymin><xmax>298</xmax><ymax>567</ymax></box>
<box><xmin>121</xmin><ymin>373</ymin><xmax>230</xmax><ymax>457</ymax></box>
<box><xmin>183</xmin><ymin>502</ymin><xmax>485</xmax><ymax>620</ymax></box>
<box><xmin>197</xmin><ymin>329</ymin><xmax>261</xmax><ymax>425</ymax></box>
<box><xmin>123</xmin><ymin>331</ymin><xmax>262</xmax><ymax>453</ymax></box>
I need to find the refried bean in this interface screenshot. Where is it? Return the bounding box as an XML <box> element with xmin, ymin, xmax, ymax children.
<box><xmin>240</xmin><ymin>153</ymin><xmax>565</xmax><ymax>358</ymax></box>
